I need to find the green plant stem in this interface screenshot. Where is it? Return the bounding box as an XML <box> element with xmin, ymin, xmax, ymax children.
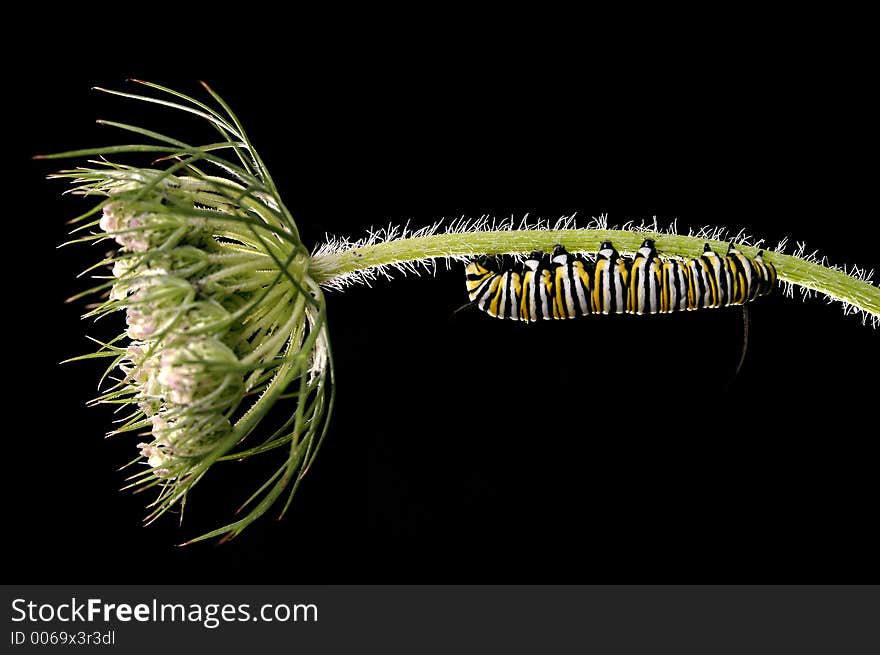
<box><xmin>309</xmin><ymin>229</ymin><xmax>880</xmax><ymax>319</ymax></box>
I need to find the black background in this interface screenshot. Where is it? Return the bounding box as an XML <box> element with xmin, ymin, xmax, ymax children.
<box><xmin>9</xmin><ymin>33</ymin><xmax>877</xmax><ymax>584</ymax></box>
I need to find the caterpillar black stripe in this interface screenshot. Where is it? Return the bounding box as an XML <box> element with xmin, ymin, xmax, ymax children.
<box><xmin>465</xmin><ymin>239</ymin><xmax>777</xmax><ymax>320</ymax></box>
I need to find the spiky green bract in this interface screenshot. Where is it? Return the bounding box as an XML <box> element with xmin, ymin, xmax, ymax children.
<box><xmin>49</xmin><ymin>82</ymin><xmax>333</xmax><ymax>543</ymax></box>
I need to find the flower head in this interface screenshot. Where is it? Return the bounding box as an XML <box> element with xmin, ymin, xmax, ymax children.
<box><xmin>50</xmin><ymin>81</ymin><xmax>334</xmax><ymax>543</ymax></box>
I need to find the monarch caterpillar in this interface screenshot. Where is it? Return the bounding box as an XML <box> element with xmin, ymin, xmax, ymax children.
<box><xmin>465</xmin><ymin>239</ymin><xmax>777</xmax><ymax>320</ymax></box>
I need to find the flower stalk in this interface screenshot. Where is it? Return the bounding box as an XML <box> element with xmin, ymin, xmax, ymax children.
<box><xmin>311</xmin><ymin>221</ymin><xmax>880</xmax><ymax>324</ymax></box>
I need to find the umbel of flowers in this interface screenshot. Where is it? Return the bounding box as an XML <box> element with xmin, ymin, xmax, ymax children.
<box><xmin>84</xmin><ymin>171</ymin><xmax>332</xmax><ymax>540</ymax></box>
<box><xmin>103</xmin><ymin>197</ymin><xmax>246</xmax><ymax>480</ymax></box>
<box><xmin>53</xmin><ymin>86</ymin><xmax>333</xmax><ymax>543</ymax></box>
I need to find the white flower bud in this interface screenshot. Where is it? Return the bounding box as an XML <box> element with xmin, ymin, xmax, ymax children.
<box><xmin>156</xmin><ymin>337</ymin><xmax>242</xmax><ymax>408</ymax></box>
<box><xmin>138</xmin><ymin>439</ymin><xmax>173</xmax><ymax>470</ymax></box>
<box><xmin>112</xmin><ymin>257</ymin><xmax>136</xmax><ymax>279</ymax></box>
<box><xmin>125</xmin><ymin>307</ymin><xmax>158</xmax><ymax>340</ymax></box>
<box><xmin>139</xmin><ymin>411</ymin><xmax>233</xmax><ymax>477</ymax></box>
<box><xmin>99</xmin><ymin>203</ymin><xmax>121</xmax><ymax>233</ymax></box>
<box><xmin>110</xmin><ymin>282</ymin><xmax>129</xmax><ymax>302</ymax></box>
<box><xmin>137</xmin><ymin>399</ymin><xmax>161</xmax><ymax>417</ymax></box>
<box><xmin>101</xmin><ymin>202</ymin><xmax>153</xmax><ymax>252</ymax></box>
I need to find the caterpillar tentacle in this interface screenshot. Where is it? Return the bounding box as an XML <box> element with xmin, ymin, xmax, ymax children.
<box><xmin>465</xmin><ymin>239</ymin><xmax>777</xmax><ymax>320</ymax></box>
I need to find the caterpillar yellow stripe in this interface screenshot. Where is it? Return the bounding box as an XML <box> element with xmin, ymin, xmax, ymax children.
<box><xmin>465</xmin><ymin>239</ymin><xmax>777</xmax><ymax>320</ymax></box>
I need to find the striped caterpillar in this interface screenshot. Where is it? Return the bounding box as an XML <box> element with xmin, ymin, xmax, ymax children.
<box><xmin>465</xmin><ymin>239</ymin><xmax>777</xmax><ymax>320</ymax></box>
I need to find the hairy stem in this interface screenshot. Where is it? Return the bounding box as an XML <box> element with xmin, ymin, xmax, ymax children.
<box><xmin>309</xmin><ymin>229</ymin><xmax>880</xmax><ymax>319</ymax></box>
